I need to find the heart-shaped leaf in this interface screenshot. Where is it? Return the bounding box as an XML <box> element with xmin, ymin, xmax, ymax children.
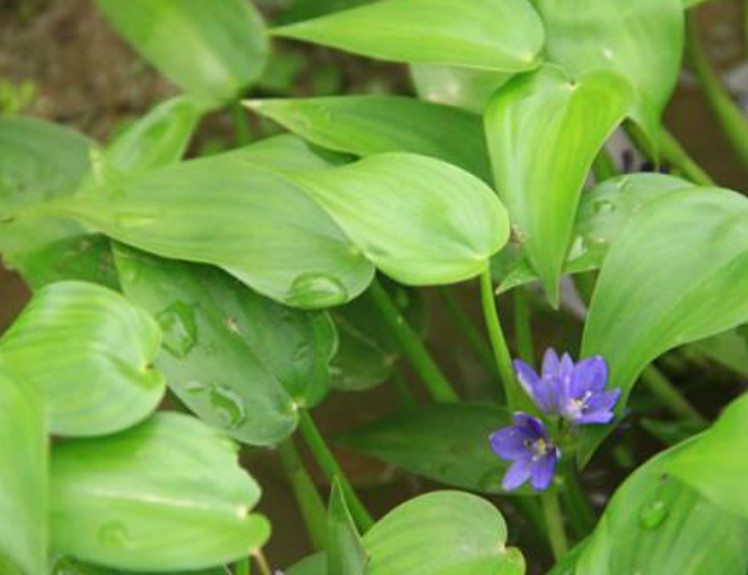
<box><xmin>50</xmin><ymin>412</ymin><xmax>270</xmax><ymax>571</ymax></box>
<box><xmin>0</xmin><ymin>281</ymin><xmax>165</xmax><ymax>436</ymax></box>
<box><xmin>532</xmin><ymin>0</ymin><xmax>684</xmax><ymax>146</ymax></box>
<box><xmin>94</xmin><ymin>0</ymin><xmax>268</xmax><ymax>105</ymax></box>
<box><xmin>272</xmin><ymin>0</ymin><xmax>544</xmax><ymax>72</ymax></box>
<box><xmin>246</xmin><ymin>95</ymin><xmax>491</xmax><ymax>182</ymax></box>
<box><xmin>410</xmin><ymin>64</ymin><xmax>510</xmax><ymax>114</ymax></box>
<box><xmin>0</xmin><ymin>371</ymin><xmax>47</xmax><ymax>575</ymax></box>
<box><xmin>484</xmin><ymin>64</ymin><xmax>632</xmax><ymax>303</ymax></box>
<box><xmin>289</xmin><ymin>153</ymin><xmax>510</xmax><ymax>285</ymax></box>
<box><xmin>581</xmin><ymin>187</ymin><xmax>748</xmax><ymax>464</ymax></box>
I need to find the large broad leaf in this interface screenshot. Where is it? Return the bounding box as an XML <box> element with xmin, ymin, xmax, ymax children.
<box><xmin>667</xmin><ymin>393</ymin><xmax>748</xmax><ymax>521</ymax></box>
<box><xmin>0</xmin><ymin>281</ymin><xmax>165</xmax><ymax>436</ymax></box>
<box><xmin>49</xmin><ymin>412</ymin><xmax>270</xmax><ymax>571</ymax></box>
<box><xmin>410</xmin><ymin>64</ymin><xmax>510</xmax><ymax>114</ymax></box>
<box><xmin>94</xmin><ymin>0</ymin><xmax>268</xmax><ymax>105</ymax></box>
<box><xmin>0</xmin><ymin>371</ymin><xmax>46</xmax><ymax>575</ymax></box>
<box><xmin>580</xmin><ymin>188</ymin><xmax>748</xmax><ymax>464</ymax></box>
<box><xmin>225</xmin><ymin>133</ymin><xmax>349</xmax><ymax>172</ymax></box>
<box><xmin>272</xmin><ymin>0</ymin><xmax>544</xmax><ymax>72</ymax></box>
<box><xmin>52</xmin><ymin>556</ymin><xmax>227</xmax><ymax>575</ymax></box>
<box><xmin>44</xmin><ymin>152</ymin><xmax>375</xmax><ymax>309</ymax></box>
<box><xmin>532</xmin><ymin>0</ymin><xmax>684</xmax><ymax>146</ymax></box>
<box><xmin>113</xmin><ymin>245</ymin><xmax>302</xmax><ymax>445</ymax></box>
<box><xmin>690</xmin><ymin>328</ymin><xmax>748</xmax><ymax>378</ymax></box>
<box><xmin>246</xmin><ymin>95</ymin><xmax>491</xmax><ymax>182</ymax></box>
<box><xmin>338</xmin><ymin>403</ymin><xmax>532</xmax><ymax>495</ymax></box>
<box><xmin>328</xmin><ymin>479</ymin><xmax>367</xmax><ymax>575</ymax></box>
<box><xmin>575</xmin><ymin>442</ymin><xmax>748</xmax><ymax>574</ymax></box>
<box><xmin>289</xmin><ymin>153</ymin><xmax>510</xmax><ymax>285</ymax></box>
<box><xmin>484</xmin><ymin>65</ymin><xmax>632</xmax><ymax>303</ymax></box>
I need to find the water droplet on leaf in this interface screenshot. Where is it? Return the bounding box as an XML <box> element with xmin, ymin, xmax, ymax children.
<box><xmin>209</xmin><ymin>384</ymin><xmax>246</xmax><ymax>428</ymax></box>
<box><xmin>638</xmin><ymin>499</ymin><xmax>668</xmax><ymax>530</ymax></box>
<box><xmin>288</xmin><ymin>273</ymin><xmax>348</xmax><ymax>307</ymax></box>
<box><xmin>184</xmin><ymin>381</ymin><xmax>206</xmax><ymax>395</ymax></box>
<box><xmin>592</xmin><ymin>199</ymin><xmax>616</xmax><ymax>215</ymax></box>
<box><xmin>157</xmin><ymin>301</ymin><xmax>198</xmax><ymax>358</ymax></box>
<box><xmin>98</xmin><ymin>521</ymin><xmax>130</xmax><ymax>549</ymax></box>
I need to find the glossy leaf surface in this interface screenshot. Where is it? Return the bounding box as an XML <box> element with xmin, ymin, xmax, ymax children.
<box><xmin>581</xmin><ymin>188</ymin><xmax>748</xmax><ymax>464</ymax></box>
<box><xmin>52</xmin><ymin>556</ymin><xmax>227</xmax><ymax>575</ymax></box>
<box><xmin>0</xmin><ymin>281</ymin><xmax>165</xmax><ymax>436</ymax></box>
<box><xmin>50</xmin><ymin>413</ymin><xmax>270</xmax><ymax>571</ymax></box>
<box><xmin>273</xmin><ymin>0</ymin><xmax>544</xmax><ymax>72</ymax></box>
<box><xmin>95</xmin><ymin>0</ymin><xmax>268</xmax><ymax>105</ymax></box>
<box><xmin>410</xmin><ymin>64</ymin><xmax>509</xmax><ymax>114</ymax></box>
<box><xmin>328</xmin><ymin>479</ymin><xmax>367</xmax><ymax>575</ymax></box>
<box><xmin>114</xmin><ymin>245</ymin><xmax>301</xmax><ymax>445</ymax></box>
<box><xmin>291</xmin><ymin>153</ymin><xmax>510</xmax><ymax>285</ymax></box>
<box><xmin>485</xmin><ymin>65</ymin><xmax>632</xmax><ymax>302</ymax></box>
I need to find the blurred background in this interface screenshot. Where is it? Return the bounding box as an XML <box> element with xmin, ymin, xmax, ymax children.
<box><xmin>2</xmin><ymin>0</ymin><xmax>748</xmax><ymax>570</ymax></box>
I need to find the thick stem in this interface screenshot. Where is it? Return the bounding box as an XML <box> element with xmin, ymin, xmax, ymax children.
<box><xmin>234</xmin><ymin>558</ymin><xmax>250</xmax><ymax>575</ymax></box>
<box><xmin>641</xmin><ymin>365</ymin><xmax>708</xmax><ymax>426</ymax></box>
<box><xmin>513</xmin><ymin>288</ymin><xmax>535</xmax><ymax>366</ymax></box>
<box><xmin>479</xmin><ymin>267</ymin><xmax>525</xmax><ymax>408</ymax></box>
<box><xmin>541</xmin><ymin>490</ymin><xmax>569</xmax><ymax>562</ymax></box>
<box><xmin>277</xmin><ymin>437</ymin><xmax>328</xmax><ymax>551</ymax></box>
<box><xmin>686</xmin><ymin>11</ymin><xmax>748</xmax><ymax>172</ymax></box>
<box><xmin>368</xmin><ymin>279</ymin><xmax>458</xmax><ymax>402</ymax></box>
<box><xmin>297</xmin><ymin>409</ymin><xmax>375</xmax><ymax>532</ymax></box>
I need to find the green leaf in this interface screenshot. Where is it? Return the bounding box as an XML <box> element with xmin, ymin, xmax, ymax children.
<box><xmin>532</xmin><ymin>0</ymin><xmax>684</xmax><ymax>146</ymax></box>
<box><xmin>338</xmin><ymin>403</ymin><xmax>528</xmax><ymax>495</ymax></box>
<box><xmin>581</xmin><ymin>187</ymin><xmax>748</xmax><ymax>464</ymax></box>
<box><xmin>0</xmin><ymin>371</ymin><xmax>47</xmax><ymax>575</ymax></box>
<box><xmin>576</xmin><ymin>442</ymin><xmax>748</xmax><ymax>574</ymax></box>
<box><xmin>226</xmin><ymin>133</ymin><xmax>350</xmax><ymax>172</ymax></box>
<box><xmin>51</xmin><ymin>556</ymin><xmax>227</xmax><ymax>575</ymax></box>
<box><xmin>667</xmin><ymin>393</ymin><xmax>748</xmax><ymax>521</ymax></box>
<box><xmin>328</xmin><ymin>479</ymin><xmax>367</xmax><ymax>575</ymax></box>
<box><xmin>410</xmin><ymin>64</ymin><xmax>510</xmax><ymax>114</ymax></box>
<box><xmin>484</xmin><ymin>64</ymin><xmax>632</xmax><ymax>302</ymax></box>
<box><xmin>47</xmin><ymin>152</ymin><xmax>375</xmax><ymax>309</ymax></box>
<box><xmin>689</xmin><ymin>328</ymin><xmax>748</xmax><ymax>377</ymax></box>
<box><xmin>113</xmin><ymin>245</ymin><xmax>300</xmax><ymax>445</ymax></box>
<box><xmin>364</xmin><ymin>491</ymin><xmax>525</xmax><ymax>574</ymax></box>
<box><xmin>272</xmin><ymin>0</ymin><xmax>544</xmax><ymax>72</ymax></box>
<box><xmin>290</xmin><ymin>153</ymin><xmax>510</xmax><ymax>285</ymax></box>
<box><xmin>50</xmin><ymin>412</ymin><xmax>270</xmax><ymax>571</ymax></box>
<box><xmin>246</xmin><ymin>95</ymin><xmax>492</xmax><ymax>182</ymax></box>
<box><xmin>0</xmin><ymin>281</ymin><xmax>165</xmax><ymax>436</ymax></box>
<box><xmin>94</xmin><ymin>0</ymin><xmax>268</xmax><ymax>105</ymax></box>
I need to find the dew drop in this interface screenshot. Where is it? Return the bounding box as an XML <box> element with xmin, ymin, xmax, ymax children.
<box><xmin>98</xmin><ymin>521</ymin><xmax>130</xmax><ymax>549</ymax></box>
<box><xmin>638</xmin><ymin>499</ymin><xmax>668</xmax><ymax>530</ymax></box>
<box><xmin>592</xmin><ymin>199</ymin><xmax>616</xmax><ymax>215</ymax></box>
<box><xmin>288</xmin><ymin>273</ymin><xmax>348</xmax><ymax>307</ymax></box>
<box><xmin>184</xmin><ymin>381</ymin><xmax>206</xmax><ymax>395</ymax></box>
<box><xmin>157</xmin><ymin>301</ymin><xmax>198</xmax><ymax>358</ymax></box>
<box><xmin>209</xmin><ymin>384</ymin><xmax>247</xmax><ymax>429</ymax></box>
<box><xmin>115</xmin><ymin>213</ymin><xmax>155</xmax><ymax>228</ymax></box>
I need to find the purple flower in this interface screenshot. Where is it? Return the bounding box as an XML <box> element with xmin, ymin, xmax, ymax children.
<box><xmin>514</xmin><ymin>349</ymin><xmax>621</xmax><ymax>425</ymax></box>
<box><xmin>489</xmin><ymin>413</ymin><xmax>560</xmax><ymax>491</ymax></box>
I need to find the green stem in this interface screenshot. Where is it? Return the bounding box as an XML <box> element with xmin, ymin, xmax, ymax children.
<box><xmin>277</xmin><ymin>438</ymin><xmax>328</xmax><ymax>551</ymax></box>
<box><xmin>479</xmin><ymin>267</ymin><xmax>525</xmax><ymax>408</ymax></box>
<box><xmin>251</xmin><ymin>550</ymin><xmax>271</xmax><ymax>575</ymax></box>
<box><xmin>561</xmin><ymin>468</ymin><xmax>596</xmax><ymax>539</ymax></box>
<box><xmin>641</xmin><ymin>365</ymin><xmax>708</xmax><ymax>426</ymax></box>
<box><xmin>231</xmin><ymin>101</ymin><xmax>253</xmax><ymax>146</ymax></box>
<box><xmin>541</xmin><ymin>490</ymin><xmax>569</xmax><ymax>562</ymax></box>
<box><xmin>297</xmin><ymin>409</ymin><xmax>375</xmax><ymax>532</ymax></box>
<box><xmin>438</xmin><ymin>286</ymin><xmax>497</xmax><ymax>375</ymax></box>
<box><xmin>686</xmin><ymin>11</ymin><xmax>748</xmax><ymax>172</ymax></box>
<box><xmin>235</xmin><ymin>558</ymin><xmax>250</xmax><ymax>575</ymax></box>
<box><xmin>369</xmin><ymin>279</ymin><xmax>458</xmax><ymax>402</ymax></box>
<box><xmin>513</xmin><ymin>288</ymin><xmax>535</xmax><ymax>366</ymax></box>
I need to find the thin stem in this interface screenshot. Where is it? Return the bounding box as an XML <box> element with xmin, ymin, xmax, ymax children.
<box><xmin>235</xmin><ymin>557</ymin><xmax>250</xmax><ymax>575</ymax></box>
<box><xmin>540</xmin><ymin>490</ymin><xmax>569</xmax><ymax>562</ymax></box>
<box><xmin>561</xmin><ymin>468</ymin><xmax>596</xmax><ymax>539</ymax></box>
<box><xmin>686</xmin><ymin>11</ymin><xmax>748</xmax><ymax>172</ymax></box>
<box><xmin>479</xmin><ymin>267</ymin><xmax>525</xmax><ymax>409</ymax></box>
<box><xmin>641</xmin><ymin>365</ymin><xmax>708</xmax><ymax>426</ymax></box>
<box><xmin>231</xmin><ymin>101</ymin><xmax>253</xmax><ymax>146</ymax></box>
<box><xmin>368</xmin><ymin>279</ymin><xmax>458</xmax><ymax>402</ymax></box>
<box><xmin>438</xmin><ymin>286</ymin><xmax>497</xmax><ymax>375</ymax></box>
<box><xmin>251</xmin><ymin>550</ymin><xmax>271</xmax><ymax>575</ymax></box>
<box><xmin>297</xmin><ymin>409</ymin><xmax>375</xmax><ymax>532</ymax></box>
<box><xmin>277</xmin><ymin>437</ymin><xmax>328</xmax><ymax>551</ymax></box>
<box><xmin>513</xmin><ymin>288</ymin><xmax>535</xmax><ymax>366</ymax></box>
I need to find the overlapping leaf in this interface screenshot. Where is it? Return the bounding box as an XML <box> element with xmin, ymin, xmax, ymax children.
<box><xmin>328</xmin><ymin>479</ymin><xmax>368</xmax><ymax>575</ymax></box>
<box><xmin>410</xmin><ymin>64</ymin><xmax>510</xmax><ymax>114</ymax></box>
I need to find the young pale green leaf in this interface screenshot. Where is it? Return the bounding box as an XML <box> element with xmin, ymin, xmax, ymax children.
<box><xmin>410</xmin><ymin>64</ymin><xmax>510</xmax><ymax>114</ymax></box>
<box><xmin>50</xmin><ymin>412</ymin><xmax>270</xmax><ymax>571</ymax></box>
<box><xmin>328</xmin><ymin>479</ymin><xmax>368</xmax><ymax>575</ymax></box>
<box><xmin>46</xmin><ymin>153</ymin><xmax>375</xmax><ymax>309</ymax></box>
<box><xmin>272</xmin><ymin>0</ymin><xmax>544</xmax><ymax>72</ymax></box>
<box><xmin>364</xmin><ymin>491</ymin><xmax>525</xmax><ymax>575</ymax></box>
<box><xmin>532</xmin><ymin>0</ymin><xmax>684</xmax><ymax>147</ymax></box>
<box><xmin>576</xmin><ymin>442</ymin><xmax>748</xmax><ymax>575</ymax></box>
<box><xmin>52</xmin><ymin>556</ymin><xmax>228</xmax><ymax>575</ymax></box>
<box><xmin>581</xmin><ymin>188</ymin><xmax>748</xmax><ymax>464</ymax></box>
<box><xmin>485</xmin><ymin>65</ymin><xmax>632</xmax><ymax>303</ymax></box>
<box><xmin>113</xmin><ymin>245</ymin><xmax>302</xmax><ymax>445</ymax></box>
<box><xmin>0</xmin><ymin>281</ymin><xmax>165</xmax><ymax>436</ymax></box>
<box><xmin>246</xmin><ymin>95</ymin><xmax>491</xmax><ymax>182</ymax></box>
<box><xmin>225</xmin><ymin>133</ymin><xmax>349</xmax><ymax>172</ymax></box>
<box><xmin>290</xmin><ymin>153</ymin><xmax>510</xmax><ymax>286</ymax></box>
<box><xmin>94</xmin><ymin>0</ymin><xmax>268</xmax><ymax>105</ymax></box>
<box><xmin>0</xmin><ymin>372</ymin><xmax>47</xmax><ymax>575</ymax></box>
<box><xmin>667</xmin><ymin>393</ymin><xmax>748</xmax><ymax>521</ymax></box>
<box><xmin>338</xmin><ymin>403</ymin><xmax>531</xmax><ymax>495</ymax></box>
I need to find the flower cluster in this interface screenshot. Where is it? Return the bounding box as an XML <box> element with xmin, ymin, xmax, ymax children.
<box><xmin>489</xmin><ymin>349</ymin><xmax>621</xmax><ymax>492</ymax></box>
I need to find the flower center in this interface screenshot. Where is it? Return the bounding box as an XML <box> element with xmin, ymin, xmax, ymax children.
<box><xmin>570</xmin><ymin>391</ymin><xmax>593</xmax><ymax>414</ymax></box>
